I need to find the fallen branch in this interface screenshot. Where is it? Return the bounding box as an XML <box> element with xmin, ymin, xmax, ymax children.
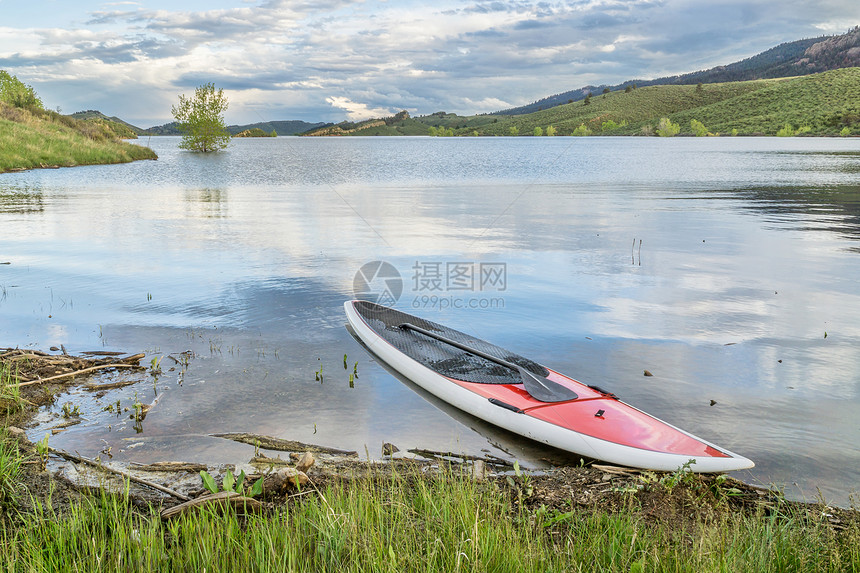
<box><xmin>83</xmin><ymin>378</ymin><xmax>140</xmax><ymax>391</ymax></box>
<box><xmin>13</xmin><ymin>363</ymin><xmax>141</xmax><ymax>388</ymax></box>
<box><xmin>2</xmin><ymin>353</ymin><xmax>45</xmax><ymax>362</ymax></box>
<box><xmin>407</xmin><ymin>448</ymin><xmax>513</xmax><ymax>467</ymax></box>
<box><xmin>49</xmin><ymin>448</ymin><xmax>191</xmax><ymax>501</ymax></box>
<box><xmin>160</xmin><ymin>491</ymin><xmax>264</xmax><ymax>520</ymax></box>
<box><xmin>81</xmin><ymin>351</ymin><xmax>128</xmax><ymax>356</ymax></box>
<box><xmin>0</xmin><ymin>349</ymin><xmax>50</xmax><ymax>359</ymax></box>
<box><xmin>129</xmin><ymin>461</ymin><xmax>208</xmax><ymax>473</ymax></box>
<box><xmin>211</xmin><ymin>433</ymin><xmax>358</xmax><ymax>456</ymax></box>
<box><xmin>592</xmin><ymin>464</ymin><xmax>643</xmax><ymax>475</ymax></box>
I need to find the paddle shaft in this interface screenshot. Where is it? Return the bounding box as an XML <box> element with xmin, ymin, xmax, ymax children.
<box><xmin>398</xmin><ymin>322</ymin><xmax>521</xmax><ymax>373</ymax></box>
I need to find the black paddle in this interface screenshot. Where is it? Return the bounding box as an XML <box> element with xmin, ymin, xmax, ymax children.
<box><xmin>398</xmin><ymin>322</ymin><xmax>578</xmax><ymax>403</ymax></box>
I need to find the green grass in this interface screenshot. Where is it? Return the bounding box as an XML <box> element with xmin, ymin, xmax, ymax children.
<box><xmin>0</xmin><ymin>103</ymin><xmax>157</xmax><ymax>173</ymax></box>
<box><xmin>0</xmin><ymin>362</ymin><xmax>23</xmax><ymax>416</ymax></box>
<box><xmin>1</xmin><ymin>463</ymin><xmax>857</xmax><ymax>572</ymax></box>
<box><xmin>0</xmin><ymin>440</ymin><xmax>24</xmax><ymax>509</ymax></box>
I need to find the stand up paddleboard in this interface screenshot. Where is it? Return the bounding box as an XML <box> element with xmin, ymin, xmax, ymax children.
<box><xmin>345</xmin><ymin>300</ymin><xmax>753</xmax><ymax>472</ymax></box>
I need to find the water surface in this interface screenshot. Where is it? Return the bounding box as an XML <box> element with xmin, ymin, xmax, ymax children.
<box><xmin>1</xmin><ymin>136</ymin><xmax>859</xmax><ymax>505</ymax></box>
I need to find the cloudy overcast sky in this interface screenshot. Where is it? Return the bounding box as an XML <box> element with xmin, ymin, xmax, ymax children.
<box><xmin>1</xmin><ymin>1</ymin><xmax>858</xmax><ymax>127</ymax></box>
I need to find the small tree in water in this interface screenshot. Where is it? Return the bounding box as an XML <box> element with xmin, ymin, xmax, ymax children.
<box><xmin>171</xmin><ymin>83</ymin><xmax>230</xmax><ymax>152</ymax></box>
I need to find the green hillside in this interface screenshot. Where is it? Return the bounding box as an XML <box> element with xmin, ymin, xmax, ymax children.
<box><xmin>0</xmin><ymin>102</ymin><xmax>157</xmax><ymax>173</ymax></box>
<box><xmin>302</xmin><ymin>110</ymin><xmax>434</xmax><ymax>136</ymax></box>
<box><xmin>68</xmin><ymin>109</ymin><xmax>143</xmax><ymax>137</ymax></box>
<box><xmin>467</xmin><ymin>68</ymin><xmax>860</xmax><ymax>137</ymax></box>
<box><xmin>234</xmin><ymin>127</ymin><xmax>276</xmax><ymax>137</ymax></box>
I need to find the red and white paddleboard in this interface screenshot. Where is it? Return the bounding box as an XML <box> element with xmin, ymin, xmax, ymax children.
<box><xmin>345</xmin><ymin>300</ymin><xmax>753</xmax><ymax>472</ymax></box>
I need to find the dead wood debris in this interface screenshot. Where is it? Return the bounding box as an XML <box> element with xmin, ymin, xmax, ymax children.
<box><xmin>160</xmin><ymin>491</ymin><xmax>264</xmax><ymax>520</ymax></box>
<box><xmin>50</xmin><ymin>447</ymin><xmax>191</xmax><ymax>502</ymax></box>
<box><xmin>211</xmin><ymin>433</ymin><xmax>358</xmax><ymax>456</ymax></box>
<box><xmin>408</xmin><ymin>447</ymin><xmax>514</xmax><ymax>467</ymax></box>
<box><xmin>1</xmin><ymin>347</ymin><xmax>145</xmax><ymax>388</ymax></box>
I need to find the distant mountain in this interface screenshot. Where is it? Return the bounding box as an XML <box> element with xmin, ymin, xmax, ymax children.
<box><xmin>497</xmin><ymin>26</ymin><xmax>860</xmax><ymax>115</ymax></box>
<box><xmin>141</xmin><ymin>121</ymin><xmax>182</xmax><ymax>136</ymax></box>
<box><xmin>227</xmin><ymin>120</ymin><xmax>327</xmax><ymax>136</ymax></box>
<box><xmin>142</xmin><ymin>119</ymin><xmax>326</xmax><ymax>136</ymax></box>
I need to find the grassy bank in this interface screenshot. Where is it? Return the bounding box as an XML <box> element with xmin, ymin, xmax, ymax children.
<box><xmin>0</xmin><ymin>102</ymin><xmax>157</xmax><ymax>173</ymax></box>
<box><xmin>1</xmin><ymin>457</ymin><xmax>858</xmax><ymax>572</ymax></box>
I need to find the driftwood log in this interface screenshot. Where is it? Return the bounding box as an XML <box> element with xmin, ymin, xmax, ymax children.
<box><xmin>160</xmin><ymin>491</ymin><xmax>264</xmax><ymax>520</ymax></box>
<box><xmin>129</xmin><ymin>461</ymin><xmax>208</xmax><ymax>473</ymax></box>
<box><xmin>211</xmin><ymin>433</ymin><xmax>357</xmax><ymax>456</ymax></box>
<box><xmin>50</xmin><ymin>448</ymin><xmax>191</xmax><ymax>502</ymax></box>
<box><xmin>250</xmin><ymin>455</ymin><xmax>292</xmax><ymax>467</ymax></box>
<box><xmin>407</xmin><ymin>448</ymin><xmax>514</xmax><ymax>467</ymax></box>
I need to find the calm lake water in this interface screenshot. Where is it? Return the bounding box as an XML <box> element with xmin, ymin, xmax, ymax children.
<box><xmin>2</xmin><ymin>136</ymin><xmax>859</xmax><ymax>505</ymax></box>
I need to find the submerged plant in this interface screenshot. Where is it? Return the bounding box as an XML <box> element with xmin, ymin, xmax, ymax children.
<box><xmin>130</xmin><ymin>392</ymin><xmax>145</xmax><ymax>433</ymax></box>
<box><xmin>149</xmin><ymin>356</ymin><xmax>162</xmax><ymax>380</ymax></box>
<box><xmin>35</xmin><ymin>433</ymin><xmax>50</xmax><ymax>467</ymax></box>
<box><xmin>315</xmin><ymin>359</ymin><xmax>323</xmax><ymax>383</ymax></box>
<box><xmin>61</xmin><ymin>402</ymin><xmax>81</xmax><ymax>419</ymax></box>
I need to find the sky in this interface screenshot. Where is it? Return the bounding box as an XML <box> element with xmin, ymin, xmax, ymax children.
<box><xmin>1</xmin><ymin>1</ymin><xmax>858</xmax><ymax>128</ymax></box>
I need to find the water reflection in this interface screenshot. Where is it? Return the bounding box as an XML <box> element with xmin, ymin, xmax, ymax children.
<box><xmin>731</xmin><ymin>184</ymin><xmax>860</xmax><ymax>246</ymax></box>
<box><xmin>184</xmin><ymin>188</ymin><xmax>228</xmax><ymax>218</ymax></box>
<box><xmin>0</xmin><ymin>185</ymin><xmax>44</xmax><ymax>214</ymax></box>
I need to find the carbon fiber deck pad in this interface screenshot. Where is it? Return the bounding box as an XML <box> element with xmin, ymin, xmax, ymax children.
<box><xmin>354</xmin><ymin>301</ymin><xmax>548</xmax><ymax>385</ymax></box>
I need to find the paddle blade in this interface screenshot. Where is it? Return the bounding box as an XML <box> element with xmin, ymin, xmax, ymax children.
<box><xmin>517</xmin><ymin>366</ymin><xmax>578</xmax><ymax>403</ymax></box>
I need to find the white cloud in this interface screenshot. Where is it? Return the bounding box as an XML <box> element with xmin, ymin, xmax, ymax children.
<box><xmin>325</xmin><ymin>96</ymin><xmax>395</xmax><ymax>121</ymax></box>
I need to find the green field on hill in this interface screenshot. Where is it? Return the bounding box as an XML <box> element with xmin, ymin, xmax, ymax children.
<box><xmin>482</xmin><ymin>68</ymin><xmax>860</xmax><ymax>137</ymax></box>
